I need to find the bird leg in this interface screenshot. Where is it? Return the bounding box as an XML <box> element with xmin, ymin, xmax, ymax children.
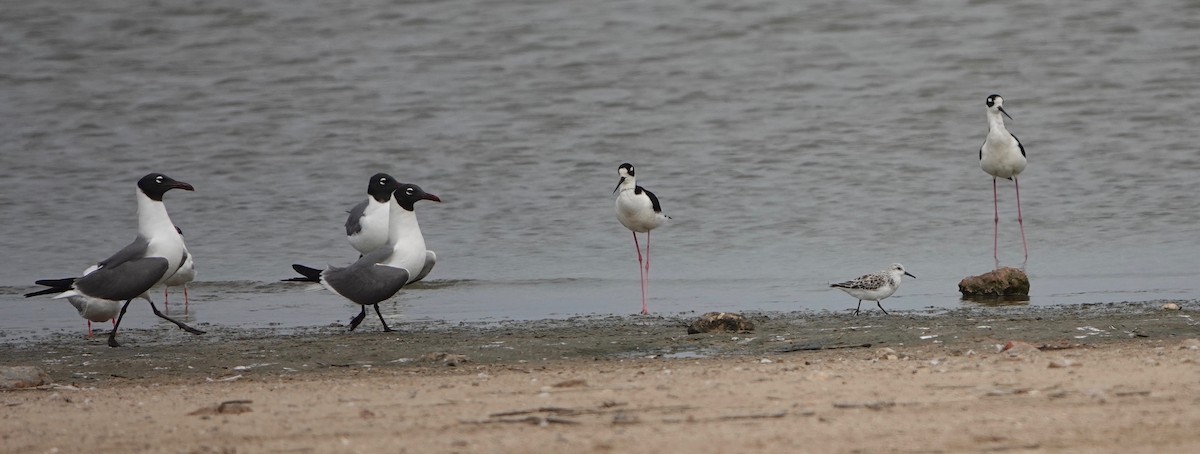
<box><xmin>993</xmin><ymin>177</ymin><xmax>1000</xmax><ymax>267</ymax></box>
<box><xmin>148</xmin><ymin>300</ymin><xmax>205</xmax><ymax>335</ymax></box>
<box><xmin>855</xmin><ymin>300</ymin><xmax>862</xmax><ymax>316</ymax></box>
<box><xmin>108</xmin><ymin>299</ymin><xmax>134</xmax><ymax>347</ymax></box>
<box><xmin>877</xmin><ymin>301</ymin><xmax>890</xmax><ymax>315</ymax></box>
<box><xmin>633</xmin><ymin>232</ymin><xmax>648</xmax><ymax>315</ymax></box>
<box><xmin>1014</xmin><ymin>177</ymin><xmax>1028</xmax><ymax>265</ymax></box>
<box><xmin>184</xmin><ymin>286</ymin><xmax>190</xmax><ymax>314</ymax></box>
<box><xmin>163</xmin><ymin>287</ymin><xmax>169</xmax><ymax>312</ymax></box>
<box><xmin>644</xmin><ymin>231</ymin><xmax>652</xmax><ymax>315</ymax></box>
<box><xmin>373</xmin><ymin>304</ymin><xmax>393</xmax><ymax>332</ymax></box>
<box><xmin>348</xmin><ymin>306</ymin><xmax>367</xmax><ymax>331</ymax></box>
<box><xmin>86</xmin><ymin>320</ymin><xmax>93</xmax><ymax>339</ymax></box>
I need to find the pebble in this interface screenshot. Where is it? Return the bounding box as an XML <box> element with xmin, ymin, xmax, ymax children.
<box><xmin>0</xmin><ymin>366</ymin><xmax>47</xmax><ymax>389</ymax></box>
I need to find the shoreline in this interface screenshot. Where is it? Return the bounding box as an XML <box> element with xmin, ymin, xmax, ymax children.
<box><xmin>4</xmin><ymin>301</ymin><xmax>1200</xmax><ymax>452</ymax></box>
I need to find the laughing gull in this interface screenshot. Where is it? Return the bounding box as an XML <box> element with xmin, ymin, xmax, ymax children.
<box><xmin>613</xmin><ymin>163</ymin><xmax>670</xmax><ymax>315</ymax></box>
<box><xmin>290</xmin><ymin>183</ymin><xmax>442</xmax><ymax>331</ymax></box>
<box><xmin>25</xmin><ymin>173</ymin><xmax>204</xmax><ymax>347</ymax></box>
<box><xmin>288</xmin><ymin>178</ymin><xmax>438</xmax><ymax>285</ymax></box>
<box><xmin>979</xmin><ymin>94</ymin><xmax>1028</xmax><ymax>266</ymax></box>
<box><xmin>24</xmin><ymin>264</ymin><xmax>120</xmax><ymax>338</ymax></box>
<box><xmin>163</xmin><ymin>226</ymin><xmax>195</xmax><ymax>312</ymax></box>
<box><xmin>830</xmin><ymin>264</ymin><xmax>916</xmax><ymax>316</ymax></box>
<box><xmin>346</xmin><ymin>173</ymin><xmax>401</xmax><ymax>256</ymax></box>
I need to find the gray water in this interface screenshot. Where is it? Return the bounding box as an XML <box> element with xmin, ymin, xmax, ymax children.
<box><xmin>3</xmin><ymin>0</ymin><xmax>1199</xmax><ymax>341</ymax></box>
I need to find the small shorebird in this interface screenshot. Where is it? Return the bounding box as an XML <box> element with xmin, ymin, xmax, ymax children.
<box><xmin>291</xmin><ymin>183</ymin><xmax>441</xmax><ymax>331</ymax></box>
<box><xmin>614</xmin><ymin>163</ymin><xmax>670</xmax><ymax>315</ymax></box>
<box><xmin>831</xmin><ymin>264</ymin><xmax>916</xmax><ymax>316</ymax></box>
<box><xmin>163</xmin><ymin>226</ymin><xmax>195</xmax><ymax>312</ymax></box>
<box><xmin>25</xmin><ymin>173</ymin><xmax>205</xmax><ymax>347</ymax></box>
<box><xmin>979</xmin><ymin>94</ymin><xmax>1028</xmax><ymax>265</ymax></box>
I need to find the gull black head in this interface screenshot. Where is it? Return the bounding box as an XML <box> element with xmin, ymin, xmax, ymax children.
<box><xmin>366</xmin><ymin>173</ymin><xmax>400</xmax><ymax>202</ymax></box>
<box><xmin>986</xmin><ymin>94</ymin><xmax>1013</xmax><ymax>121</ymax></box>
<box><xmin>614</xmin><ymin>163</ymin><xmax>635</xmax><ymax>193</ymax></box>
<box><xmin>393</xmin><ymin>183</ymin><xmax>441</xmax><ymax>211</ymax></box>
<box><xmin>137</xmin><ymin>173</ymin><xmax>194</xmax><ymax>201</ymax></box>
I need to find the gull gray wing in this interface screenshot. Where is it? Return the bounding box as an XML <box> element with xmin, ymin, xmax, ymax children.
<box><xmin>323</xmin><ymin>262</ymin><xmax>410</xmax><ymax>306</ymax></box>
<box><xmin>411</xmin><ymin>251</ymin><xmax>437</xmax><ymax>283</ymax></box>
<box><xmin>345</xmin><ymin>200</ymin><xmax>370</xmax><ymax>236</ymax></box>
<box><xmin>96</xmin><ymin>236</ymin><xmax>151</xmax><ymax>270</ymax></box>
<box><xmin>74</xmin><ymin>257</ymin><xmax>169</xmax><ymax>301</ymax></box>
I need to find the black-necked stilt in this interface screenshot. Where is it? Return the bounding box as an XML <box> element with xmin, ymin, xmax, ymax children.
<box><xmin>163</xmin><ymin>226</ymin><xmax>195</xmax><ymax>313</ymax></box>
<box><xmin>299</xmin><ymin>184</ymin><xmax>442</xmax><ymax>332</ymax></box>
<box><xmin>614</xmin><ymin>163</ymin><xmax>670</xmax><ymax>315</ymax></box>
<box><xmin>979</xmin><ymin>94</ymin><xmax>1028</xmax><ymax>266</ymax></box>
<box><xmin>830</xmin><ymin>263</ymin><xmax>915</xmax><ymax>316</ymax></box>
<box><xmin>25</xmin><ymin>173</ymin><xmax>205</xmax><ymax>347</ymax></box>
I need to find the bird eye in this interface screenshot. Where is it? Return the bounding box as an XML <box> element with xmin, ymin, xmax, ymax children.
<box><xmin>379</xmin><ymin>178</ymin><xmax>387</xmax><ymax>185</ymax></box>
<box><xmin>155</xmin><ymin>176</ymin><xmax>164</xmax><ymax>183</ymax></box>
<box><xmin>405</xmin><ymin>187</ymin><xmax>415</xmax><ymax>195</ymax></box>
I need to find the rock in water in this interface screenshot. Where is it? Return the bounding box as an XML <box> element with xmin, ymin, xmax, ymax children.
<box><xmin>959</xmin><ymin>267</ymin><xmax>1030</xmax><ymax>297</ymax></box>
<box><xmin>688</xmin><ymin>312</ymin><xmax>754</xmax><ymax>334</ymax></box>
<box><xmin>0</xmin><ymin>366</ymin><xmax>47</xmax><ymax>389</ymax></box>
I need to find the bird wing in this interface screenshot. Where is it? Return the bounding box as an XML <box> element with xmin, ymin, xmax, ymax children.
<box><xmin>95</xmin><ymin>236</ymin><xmax>151</xmax><ymax>270</ymax></box>
<box><xmin>73</xmin><ymin>257</ymin><xmax>169</xmax><ymax>301</ymax></box>
<box><xmin>637</xmin><ymin>186</ymin><xmax>664</xmax><ymax>214</ymax></box>
<box><xmin>345</xmin><ymin>200</ymin><xmax>370</xmax><ymax>236</ymax></box>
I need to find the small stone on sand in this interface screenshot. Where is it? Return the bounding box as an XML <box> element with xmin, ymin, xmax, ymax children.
<box><xmin>0</xmin><ymin>366</ymin><xmax>47</xmax><ymax>390</ymax></box>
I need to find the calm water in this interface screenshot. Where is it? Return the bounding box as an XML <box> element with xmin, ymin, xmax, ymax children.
<box><xmin>2</xmin><ymin>0</ymin><xmax>1199</xmax><ymax>340</ymax></box>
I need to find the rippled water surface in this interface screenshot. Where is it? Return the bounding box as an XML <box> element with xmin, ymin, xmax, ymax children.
<box><xmin>3</xmin><ymin>0</ymin><xmax>1199</xmax><ymax>340</ymax></box>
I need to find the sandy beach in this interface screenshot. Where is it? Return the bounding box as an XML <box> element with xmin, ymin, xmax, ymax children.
<box><xmin>4</xmin><ymin>302</ymin><xmax>1200</xmax><ymax>453</ymax></box>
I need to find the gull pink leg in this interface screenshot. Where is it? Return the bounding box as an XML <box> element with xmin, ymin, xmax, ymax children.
<box><xmin>86</xmin><ymin>320</ymin><xmax>93</xmax><ymax>339</ymax></box>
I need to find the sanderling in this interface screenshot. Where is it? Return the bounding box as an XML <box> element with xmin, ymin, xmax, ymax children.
<box><xmin>831</xmin><ymin>263</ymin><xmax>916</xmax><ymax>316</ymax></box>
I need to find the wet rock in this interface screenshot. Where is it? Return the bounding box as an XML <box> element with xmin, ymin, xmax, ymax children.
<box><xmin>188</xmin><ymin>400</ymin><xmax>253</xmax><ymax>416</ymax></box>
<box><xmin>687</xmin><ymin>312</ymin><xmax>754</xmax><ymax>334</ymax></box>
<box><xmin>1162</xmin><ymin>303</ymin><xmax>1181</xmax><ymax>311</ymax></box>
<box><xmin>0</xmin><ymin>366</ymin><xmax>47</xmax><ymax>390</ymax></box>
<box><xmin>959</xmin><ymin>267</ymin><xmax>1030</xmax><ymax>297</ymax></box>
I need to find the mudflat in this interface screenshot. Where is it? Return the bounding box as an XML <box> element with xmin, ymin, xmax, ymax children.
<box><xmin>3</xmin><ymin>301</ymin><xmax>1199</xmax><ymax>453</ymax></box>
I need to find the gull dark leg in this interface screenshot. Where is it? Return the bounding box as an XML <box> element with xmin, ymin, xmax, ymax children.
<box><xmin>163</xmin><ymin>287</ymin><xmax>169</xmax><ymax>312</ymax></box>
<box><xmin>877</xmin><ymin>301</ymin><xmax>889</xmax><ymax>315</ymax></box>
<box><xmin>184</xmin><ymin>285</ymin><xmax>190</xmax><ymax>313</ymax></box>
<box><xmin>348</xmin><ymin>306</ymin><xmax>367</xmax><ymax>331</ymax></box>
<box><xmin>108</xmin><ymin>299</ymin><xmax>134</xmax><ymax>348</ymax></box>
<box><xmin>148</xmin><ymin>300</ymin><xmax>205</xmax><ymax>335</ymax></box>
<box><xmin>373</xmin><ymin>304</ymin><xmax>393</xmax><ymax>332</ymax></box>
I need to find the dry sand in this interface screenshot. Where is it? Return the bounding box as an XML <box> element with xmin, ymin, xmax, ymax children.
<box><xmin>3</xmin><ymin>301</ymin><xmax>1200</xmax><ymax>453</ymax></box>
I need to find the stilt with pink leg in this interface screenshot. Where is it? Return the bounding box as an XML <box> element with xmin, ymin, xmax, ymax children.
<box><xmin>614</xmin><ymin>163</ymin><xmax>670</xmax><ymax>315</ymax></box>
<box><xmin>978</xmin><ymin>94</ymin><xmax>1029</xmax><ymax>267</ymax></box>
